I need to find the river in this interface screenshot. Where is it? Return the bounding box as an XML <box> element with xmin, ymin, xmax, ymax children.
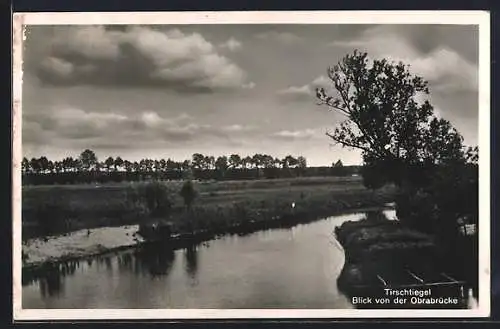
<box><xmin>22</xmin><ymin>209</ymin><xmax>396</xmax><ymax>309</ymax></box>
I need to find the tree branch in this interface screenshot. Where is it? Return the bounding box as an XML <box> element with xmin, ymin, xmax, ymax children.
<box><xmin>325</xmin><ymin>131</ymin><xmax>382</xmax><ymax>157</ymax></box>
<box><xmin>316</xmin><ymin>99</ymin><xmax>350</xmax><ymax>116</ymax></box>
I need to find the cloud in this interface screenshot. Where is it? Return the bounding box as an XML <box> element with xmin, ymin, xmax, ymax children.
<box><xmin>255</xmin><ymin>31</ymin><xmax>302</xmax><ymax>44</ymax></box>
<box><xmin>23</xmin><ymin>107</ymin><xmax>258</xmax><ymax>151</ymax></box>
<box><xmin>271</xmin><ymin>128</ymin><xmax>320</xmax><ymax>141</ymax></box>
<box><xmin>39</xmin><ymin>57</ymin><xmax>74</xmax><ymax>79</ymax></box>
<box><xmin>242</xmin><ymin>82</ymin><xmax>256</xmax><ymax>89</ymax></box>
<box><xmin>219</xmin><ymin>37</ymin><xmax>243</xmax><ymax>52</ymax></box>
<box><xmin>222</xmin><ymin>124</ymin><xmax>255</xmax><ymax>132</ymax></box>
<box><xmin>33</xmin><ymin>26</ymin><xmax>251</xmax><ymax>92</ymax></box>
<box><xmin>276</xmin><ymin>75</ymin><xmax>332</xmax><ymax>101</ymax></box>
<box><xmin>277</xmin><ymin>85</ymin><xmax>312</xmax><ymax>99</ymax></box>
<box><xmin>329</xmin><ymin>26</ymin><xmax>478</xmax><ymax>92</ymax></box>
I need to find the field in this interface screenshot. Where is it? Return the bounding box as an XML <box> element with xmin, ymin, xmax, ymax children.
<box><xmin>22</xmin><ymin>176</ymin><xmax>396</xmax><ymax>240</ymax></box>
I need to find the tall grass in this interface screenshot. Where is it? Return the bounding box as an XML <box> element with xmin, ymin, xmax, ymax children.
<box><xmin>22</xmin><ymin>177</ymin><xmax>396</xmax><ymax>240</ymax></box>
<box><xmin>23</xmin><ymin>196</ymin><xmax>77</xmax><ymax>237</ymax></box>
<box><xmin>23</xmin><ymin>181</ymin><xmax>176</xmax><ymax>239</ymax></box>
<box><xmin>156</xmin><ymin>189</ymin><xmax>395</xmax><ymax>237</ymax></box>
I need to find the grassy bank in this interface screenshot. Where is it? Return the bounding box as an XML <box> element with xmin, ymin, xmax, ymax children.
<box><xmin>22</xmin><ymin>176</ymin><xmax>396</xmax><ymax>241</ymax></box>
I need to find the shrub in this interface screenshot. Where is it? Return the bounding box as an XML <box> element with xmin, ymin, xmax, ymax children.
<box><xmin>179</xmin><ymin>180</ymin><xmax>198</xmax><ymax>210</ymax></box>
<box><xmin>126</xmin><ymin>181</ymin><xmax>173</xmax><ymax>217</ymax></box>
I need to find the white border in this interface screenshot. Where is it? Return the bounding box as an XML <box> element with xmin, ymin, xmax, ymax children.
<box><xmin>12</xmin><ymin>10</ymin><xmax>491</xmax><ymax>321</ymax></box>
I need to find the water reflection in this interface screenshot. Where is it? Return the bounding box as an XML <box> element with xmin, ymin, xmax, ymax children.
<box><xmin>134</xmin><ymin>244</ymin><xmax>176</xmax><ymax>278</ymax></box>
<box><xmin>23</xmin><ymin>260</ymin><xmax>82</xmax><ymax>298</ymax></box>
<box><xmin>94</xmin><ymin>254</ymin><xmax>114</xmax><ymax>273</ymax></box>
<box><xmin>184</xmin><ymin>245</ymin><xmax>199</xmax><ymax>281</ymax></box>
<box><xmin>39</xmin><ymin>271</ymin><xmax>64</xmax><ymax>298</ymax></box>
<box><xmin>23</xmin><ymin>210</ymin><xmax>398</xmax><ymax>308</ymax></box>
<box><xmin>117</xmin><ymin>252</ymin><xmax>134</xmax><ymax>272</ymax></box>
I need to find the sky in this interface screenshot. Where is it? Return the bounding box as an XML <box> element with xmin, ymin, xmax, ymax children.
<box><xmin>21</xmin><ymin>24</ymin><xmax>479</xmax><ymax>166</ymax></box>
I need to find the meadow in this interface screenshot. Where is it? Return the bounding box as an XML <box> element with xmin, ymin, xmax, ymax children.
<box><xmin>22</xmin><ymin>176</ymin><xmax>396</xmax><ymax>240</ymax></box>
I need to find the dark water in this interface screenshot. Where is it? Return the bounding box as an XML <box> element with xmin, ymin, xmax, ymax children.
<box><xmin>22</xmin><ymin>210</ymin><xmax>395</xmax><ymax>309</ymax></box>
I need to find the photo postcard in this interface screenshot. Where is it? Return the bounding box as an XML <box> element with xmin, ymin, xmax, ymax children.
<box><xmin>12</xmin><ymin>10</ymin><xmax>491</xmax><ymax>320</ymax></box>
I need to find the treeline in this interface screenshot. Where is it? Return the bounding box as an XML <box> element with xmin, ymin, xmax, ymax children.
<box><xmin>22</xmin><ymin>149</ymin><xmax>357</xmax><ymax>185</ymax></box>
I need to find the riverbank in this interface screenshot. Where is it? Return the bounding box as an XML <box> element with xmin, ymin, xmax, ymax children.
<box><xmin>22</xmin><ymin>191</ymin><xmax>395</xmax><ymax>274</ymax></box>
<box><xmin>334</xmin><ymin>217</ymin><xmax>472</xmax><ymax>309</ymax></box>
<box><xmin>22</xmin><ymin>225</ymin><xmax>143</xmax><ymax>268</ymax></box>
<box><xmin>335</xmin><ymin>217</ymin><xmax>437</xmax><ymax>289</ymax></box>
<box><xmin>22</xmin><ymin>203</ymin><xmax>394</xmax><ymax>272</ymax></box>
<box><xmin>22</xmin><ymin>176</ymin><xmax>394</xmax><ymax>240</ymax></box>
<box><xmin>22</xmin><ymin>177</ymin><xmax>395</xmax><ymax>271</ymax></box>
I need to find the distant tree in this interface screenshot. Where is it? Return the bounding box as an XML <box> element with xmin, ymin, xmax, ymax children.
<box><xmin>181</xmin><ymin>160</ymin><xmax>191</xmax><ymax>171</ymax></box>
<box><xmin>173</xmin><ymin>161</ymin><xmax>182</xmax><ymax>171</ymax></box>
<box><xmin>21</xmin><ymin>157</ymin><xmax>30</xmax><ymax>174</ymax></box>
<box><xmin>105</xmin><ymin>156</ymin><xmax>114</xmax><ymax>173</ymax></box>
<box><xmin>145</xmin><ymin>159</ymin><xmax>154</xmax><ymax>172</ymax></box>
<box><xmin>204</xmin><ymin>156</ymin><xmax>215</xmax><ymax>170</ymax></box>
<box><xmin>215</xmin><ymin>156</ymin><xmax>229</xmax><ymax>171</ymax></box>
<box><xmin>242</xmin><ymin>156</ymin><xmax>252</xmax><ymax>169</ymax></box>
<box><xmin>30</xmin><ymin>158</ymin><xmax>41</xmax><ymax>174</ymax></box>
<box><xmin>38</xmin><ymin>156</ymin><xmax>50</xmax><ymax>173</ymax></box>
<box><xmin>74</xmin><ymin>157</ymin><xmax>83</xmax><ymax>171</ymax></box>
<box><xmin>282</xmin><ymin>155</ymin><xmax>298</xmax><ymax>168</ymax></box>
<box><xmin>262</xmin><ymin>154</ymin><xmax>275</xmax><ymax>168</ymax></box>
<box><xmin>296</xmin><ymin>156</ymin><xmax>307</xmax><ymax>176</ymax></box>
<box><xmin>54</xmin><ymin>160</ymin><xmax>63</xmax><ymax>174</ymax></box>
<box><xmin>252</xmin><ymin>154</ymin><xmax>264</xmax><ymax>169</ymax></box>
<box><xmin>139</xmin><ymin>159</ymin><xmax>147</xmax><ymax>172</ymax></box>
<box><xmin>62</xmin><ymin>157</ymin><xmax>76</xmax><ymax>172</ymax></box>
<box><xmin>192</xmin><ymin>153</ymin><xmax>205</xmax><ymax>170</ymax></box>
<box><xmin>95</xmin><ymin>161</ymin><xmax>103</xmax><ymax>173</ymax></box>
<box><xmin>123</xmin><ymin>160</ymin><xmax>133</xmax><ymax>173</ymax></box>
<box><xmin>297</xmin><ymin>156</ymin><xmax>307</xmax><ymax>168</ymax></box>
<box><xmin>132</xmin><ymin>161</ymin><xmax>140</xmax><ymax>173</ymax></box>
<box><xmin>114</xmin><ymin>156</ymin><xmax>124</xmax><ymax>172</ymax></box>
<box><xmin>153</xmin><ymin>159</ymin><xmax>161</xmax><ymax>172</ymax></box>
<box><xmin>229</xmin><ymin>154</ymin><xmax>241</xmax><ymax>169</ymax></box>
<box><xmin>159</xmin><ymin>159</ymin><xmax>167</xmax><ymax>172</ymax></box>
<box><xmin>162</xmin><ymin>159</ymin><xmax>171</xmax><ymax>171</ymax></box>
<box><xmin>79</xmin><ymin>149</ymin><xmax>98</xmax><ymax>172</ymax></box>
<box><xmin>333</xmin><ymin>160</ymin><xmax>343</xmax><ymax>168</ymax></box>
<box><xmin>47</xmin><ymin>160</ymin><xmax>55</xmax><ymax>173</ymax></box>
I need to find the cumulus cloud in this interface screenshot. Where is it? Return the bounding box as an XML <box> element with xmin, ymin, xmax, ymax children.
<box><xmin>255</xmin><ymin>31</ymin><xmax>302</xmax><ymax>44</ymax></box>
<box><xmin>276</xmin><ymin>75</ymin><xmax>332</xmax><ymax>101</ymax></box>
<box><xmin>34</xmin><ymin>26</ymin><xmax>252</xmax><ymax>92</ymax></box>
<box><xmin>219</xmin><ymin>37</ymin><xmax>243</xmax><ymax>52</ymax></box>
<box><xmin>330</xmin><ymin>26</ymin><xmax>478</xmax><ymax>92</ymax></box>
